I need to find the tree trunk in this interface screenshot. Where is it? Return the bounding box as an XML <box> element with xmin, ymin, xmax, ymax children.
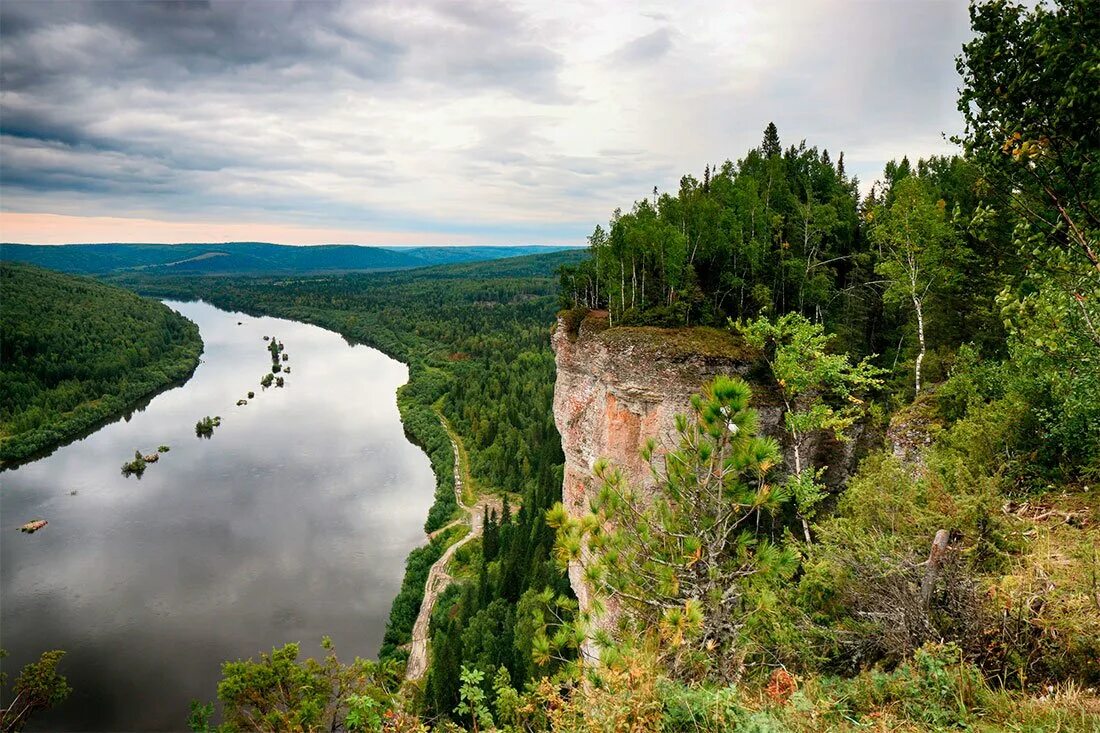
<box><xmin>792</xmin><ymin>438</ymin><xmax>813</xmax><ymax>544</ymax></box>
<box><xmin>620</xmin><ymin>260</ymin><xmax>626</xmax><ymax>312</ymax></box>
<box><xmin>920</xmin><ymin>529</ymin><xmax>951</xmax><ymax>610</ymax></box>
<box><xmin>631</xmin><ymin>258</ymin><xmax>637</xmax><ymax>308</ymax></box>
<box><xmin>594</xmin><ymin>249</ymin><xmax>599</xmax><ymax>306</ymax></box>
<box><xmin>912</xmin><ymin>294</ymin><xmax>926</xmax><ymax>394</ymax></box>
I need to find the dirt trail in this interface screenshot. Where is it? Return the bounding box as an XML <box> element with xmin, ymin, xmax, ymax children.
<box><xmin>405</xmin><ymin>416</ymin><xmax>500</xmax><ymax>681</ymax></box>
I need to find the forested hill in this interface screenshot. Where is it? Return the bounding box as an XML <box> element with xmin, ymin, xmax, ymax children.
<box><xmin>0</xmin><ymin>242</ymin><xmax>580</xmax><ymax>277</ymax></box>
<box><xmin>0</xmin><ymin>263</ymin><xmax>202</xmax><ymax>465</ymax></box>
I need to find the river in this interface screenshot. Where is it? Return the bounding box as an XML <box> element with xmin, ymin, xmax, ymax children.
<box><xmin>0</xmin><ymin>300</ymin><xmax>435</xmax><ymax>730</ymax></box>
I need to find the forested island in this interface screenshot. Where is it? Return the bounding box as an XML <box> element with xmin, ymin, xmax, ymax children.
<box><xmin>0</xmin><ymin>262</ymin><xmax>203</xmax><ymax>465</ymax></box>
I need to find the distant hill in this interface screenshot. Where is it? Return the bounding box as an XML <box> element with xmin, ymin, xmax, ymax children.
<box><xmin>368</xmin><ymin>247</ymin><xmax>590</xmax><ymax>281</ymax></box>
<box><xmin>0</xmin><ymin>242</ymin><xmax>580</xmax><ymax>276</ymax></box>
<box><xmin>384</xmin><ymin>245</ymin><xmax>579</xmax><ymax>268</ymax></box>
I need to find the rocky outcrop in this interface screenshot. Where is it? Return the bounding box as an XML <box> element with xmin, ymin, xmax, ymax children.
<box><xmin>550</xmin><ymin>310</ymin><xmax>874</xmax><ymax>661</ymax></box>
<box><xmin>550</xmin><ymin>312</ymin><xmax>777</xmax><ymax>661</ymax></box>
<box><xmin>886</xmin><ymin>391</ymin><xmax>943</xmax><ymax>472</ymax></box>
<box><xmin>553</xmin><ymin>311</ymin><xmax>779</xmax><ymax>512</ymax></box>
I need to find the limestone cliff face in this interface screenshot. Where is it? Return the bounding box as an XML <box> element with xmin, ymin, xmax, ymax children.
<box><xmin>552</xmin><ymin>312</ymin><xmax>780</xmax><ymax>516</ymax></box>
<box><xmin>550</xmin><ymin>311</ymin><xmax>872</xmax><ymax>659</ymax></box>
<box><xmin>550</xmin><ymin>312</ymin><xmax>780</xmax><ymax>659</ymax></box>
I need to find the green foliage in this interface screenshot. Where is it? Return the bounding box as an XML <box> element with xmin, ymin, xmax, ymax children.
<box><xmin>455</xmin><ymin>667</ymin><xmax>493</xmax><ymax>732</ymax></box>
<box><xmin>956</xmin><ymin>0</ymin><xmax>1100</xmax><ymax>275</ymax></box>
<box><xmin>954</xmin><ymin>0</ymin><xmax>1100</xmax><ymax>480</ymax></box>
<box><xmin>0</xmin><ymin>649</ymin><xmax>72</xmax><ymax>732</ymax></box>
<box><xmin>379</xmin><ymin>525</ymin><xmax>465</xmax><ymax>659</ymax></box>
<box><xmin>194</xmin><ymin>415</ymin><xmax>221</xmax><ymax>438</ymax></box>
<box><xmin>0</xmin><ymin>262</ymin><xmax>202</xmax><ymax>464</ymax></box>
<box><xmin>867</xmin><ymin>175</ymin><xmax>960</xmax><ymax>395</ymax></box>
<box><xmin>121</xmin><ymin>450</ymin><xmax>147</xmax><ymax>477</ymax></box>
<box><xmin>343</xmin><ymin>694</ymin><xmax>383</xmax><ymax>732</ymax></box>
<box><xmin>191</xmin><ymin>639</ymin><xmax>402</xmax><ymax>732</ymax></box>
<box><xmin>738</xmin><ymin>313</ymin><xmax>883</xmax><ymax>537</ymax></box>
<box><xmin>561</xmin><ymin>129</ymin><xmax>865</xmax><ymax>336</ymax></box>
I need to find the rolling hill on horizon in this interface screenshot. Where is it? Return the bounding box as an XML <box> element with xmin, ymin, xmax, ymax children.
<box><xmin>0</xmin><ymin>242</ymin><xmax>580</xmax><ymax>277</ymax></box>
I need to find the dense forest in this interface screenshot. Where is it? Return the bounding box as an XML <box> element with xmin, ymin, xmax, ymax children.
<box><xmin>7</xmin><ymin>0</ymin><xmax>1096</xmax><ymax>730</ymax></box>
<box><xmin>0</xmin><ymin>262</ymin><xmax>202</xmax><ymax>465</ymax></box>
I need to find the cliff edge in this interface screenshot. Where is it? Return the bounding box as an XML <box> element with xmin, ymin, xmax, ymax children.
<box><xmin>551</xmin><ymin>311</ymin><xmax>781</xmax><ymax>660</ymax></box>
<box><xmin>551</xmin><ymin>310</ymin><xmax>874</xmax><ymax>661</ymax></box>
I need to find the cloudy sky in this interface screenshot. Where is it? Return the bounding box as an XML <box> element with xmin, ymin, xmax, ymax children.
<box><xmin>0</xmin><ymin>1</ymin><xmax>971</xmax><ymax>245</ymax></box>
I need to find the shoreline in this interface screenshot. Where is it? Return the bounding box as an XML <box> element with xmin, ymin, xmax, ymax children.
<box><xmin>124</xmin><ymin>292</ymin><xmax>470</xmax><ymax>670</ymax></box>
<box><xmin>0</xmin><ymin>303</ymin><xmax>204</xmax><ymax>469</ymax></box>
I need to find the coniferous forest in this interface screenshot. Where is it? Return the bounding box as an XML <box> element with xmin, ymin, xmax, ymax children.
<box><xmin>1</xmin><ymin>1</ymin><xmax>1098</xmax><ymax>731</ymax></box>
<box><xmin>0</xmin><ymin>262</ymin><xmax>203</xmax><ymax>465</ymax></box>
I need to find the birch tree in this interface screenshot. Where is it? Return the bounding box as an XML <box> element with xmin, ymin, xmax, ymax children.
<box><xmin>738</xmin><ymin>313</ymin><xmax>883</xmax><ymax>543</ymax></box>
<box><xmin>870</xmin><ymin>176</ymin><xmax>953</xmax><ymax>394</ymax></box>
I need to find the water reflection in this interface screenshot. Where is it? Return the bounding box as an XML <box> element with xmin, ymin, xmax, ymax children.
<box><xmin>0</xmin><ymin>301</ymin><xmax>435</xmax><ymax>731</ymax></box>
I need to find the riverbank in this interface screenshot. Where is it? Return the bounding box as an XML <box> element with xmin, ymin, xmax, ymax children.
<box><xmin>118</xmin><ymin>287</ymin><xmax>481</xmax><ymax>669</ymax></box>
<box><xmin>120</xmin><ymin>258</ymin><xmax>572</xmax><ymax>701</ymax></box>
<box><xmin>1</xmin><ymin>300</ymin><xmax>434</xmax><ymax>730</ymax></box>
<box><xmin>406</xmin><ymin>410</ymin><xmax>503</xmax><ymax>680</ymax></box>
<box><xmin>0</xmin><ymin>263</ymin><xmax>204</xmax><ymax>467</ymax></box>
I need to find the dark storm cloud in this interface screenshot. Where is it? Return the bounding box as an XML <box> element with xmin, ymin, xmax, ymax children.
<box><xmin>0</xmin><ymin>1</ymin><xmax>399</xmax><ymax>90</ymax></box>
<box><xmin>0</xmin><ymin>0</ymin><xmax>570</xmax><ymax>235</ymax></box>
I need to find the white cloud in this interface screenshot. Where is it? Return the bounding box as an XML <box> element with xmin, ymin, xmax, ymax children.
<box><xmin>0</xmin><ymin>0</ymin><xmax>971</xmax><ymax>244</ymax></box>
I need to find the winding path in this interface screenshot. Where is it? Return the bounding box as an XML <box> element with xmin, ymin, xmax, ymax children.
<box><xmin>405</xmin><ymin>413</ymin><xmax>500</xmax><ymax>681</ymax></box>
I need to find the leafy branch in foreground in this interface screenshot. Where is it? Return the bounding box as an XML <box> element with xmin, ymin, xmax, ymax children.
<box><xmin>188</xmin><ymin>638</ymin><xmax>406</xmax><ymax>733</ymax></box>
<box><xmin>738</xmin><ymin>313</ymin><xmax>884</xmax><ymax>542</ymax></box>
<box><xmin>0</xmin><ymin>649</ymin><xmax>71</xmax><ymax>733</ymax></box>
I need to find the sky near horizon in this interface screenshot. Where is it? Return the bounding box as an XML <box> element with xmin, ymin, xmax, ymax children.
<box><xmin>0</xmin><ymin>1</ymin><xmax>971</xmax><ymax>246</ymax></box>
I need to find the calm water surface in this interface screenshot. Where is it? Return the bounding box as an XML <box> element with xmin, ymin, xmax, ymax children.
<box><xmin>0</xmin><ymin>301</ymin><xmax>435</xmax><ymax>731</ymax></box>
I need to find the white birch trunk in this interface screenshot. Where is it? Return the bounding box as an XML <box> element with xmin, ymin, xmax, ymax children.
<box><xmin>913</xmin><ymin>294</ymin><xmax>926</xmax><ymax>394</ymax></box>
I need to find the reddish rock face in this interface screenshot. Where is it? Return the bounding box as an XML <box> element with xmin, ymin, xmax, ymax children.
<box><xmin>551</xmin><ymin>312</ymin><xmax>878</xmax><ymax>662</ymax></box>
<box><xmin>550</xmin><ymin>313</ymin><xmax>780</xmax><ymax>662</ymax></box>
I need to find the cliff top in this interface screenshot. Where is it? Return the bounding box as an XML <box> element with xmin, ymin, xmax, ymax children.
<box><xmin>557</xmin><ymin>308</ymin><xmax>757</xmax><ymax>362</ymax></box>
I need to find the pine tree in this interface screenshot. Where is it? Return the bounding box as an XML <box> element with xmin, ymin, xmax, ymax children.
<box><xmin>761</xmin><ymin>121</ymin><xmax>781</xmax><ymax>158</ymax></box>
<box><xmin>548</xmin><ymin>376</ymin><xmax>797</xmax><ymax>682</ymax></box>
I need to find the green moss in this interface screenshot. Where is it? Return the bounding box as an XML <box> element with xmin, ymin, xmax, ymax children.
<box><xmin>557</xmin><ymin>307</ymin><xmax>589</xmax><ymax>338</ymax></box>
<box><xmin>594</xmin><ymin>325</ymin><xmax>757</xmax><ymax>361</ymax></box>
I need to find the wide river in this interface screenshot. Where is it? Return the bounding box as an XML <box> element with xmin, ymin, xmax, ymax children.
<box><xmin>0</xmin><ymin>300</ymin><xmax>435</xmax><ymax>731</ymax></box>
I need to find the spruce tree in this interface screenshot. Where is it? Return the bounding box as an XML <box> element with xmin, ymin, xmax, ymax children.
<box><xmin>761</xmin><ymin>121</ymin><xmax>781</xmax><ymax>158</ymax></box>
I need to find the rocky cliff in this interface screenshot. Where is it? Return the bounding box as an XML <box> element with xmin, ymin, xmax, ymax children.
<box><xmin>551</xmin><ymin>310</ymin><xmax>871</xmax><ymax>661</ymax></box>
